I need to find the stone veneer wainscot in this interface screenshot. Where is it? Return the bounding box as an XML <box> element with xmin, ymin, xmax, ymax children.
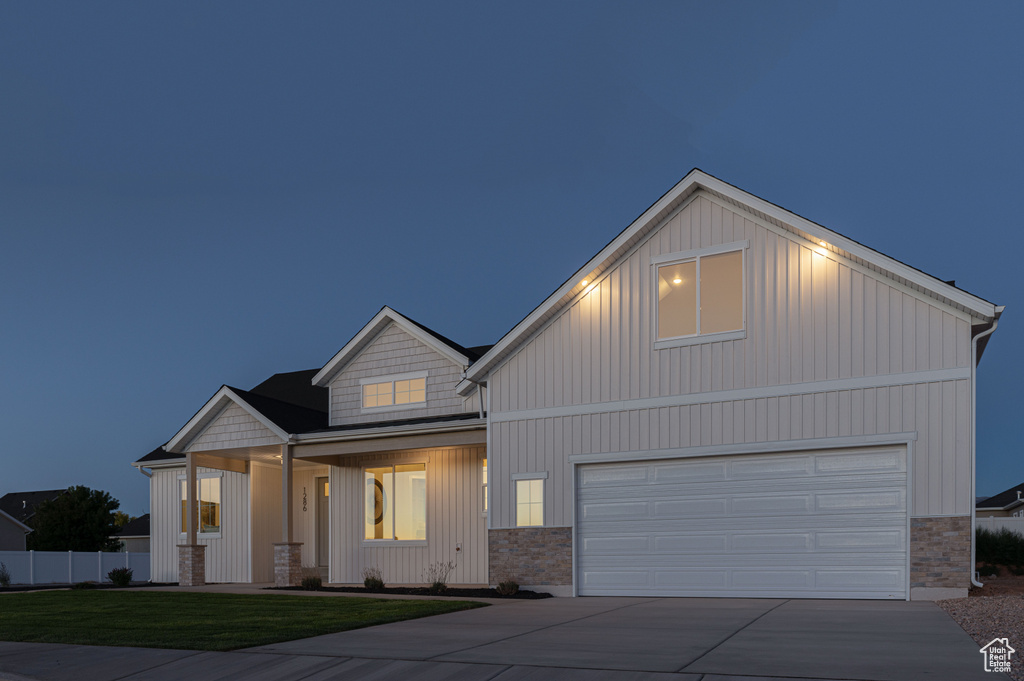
<box><xmin>489</xmin><ymin>527</ymin><xmax>572</xmax><ymax>587</ymax></box>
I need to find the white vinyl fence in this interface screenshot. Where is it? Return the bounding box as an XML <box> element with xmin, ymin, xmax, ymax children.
<box><xmin>976</xmin><ymin>517</ymin><xmax>1024</xmax><ymax>535</ymax></box>
<box><xmin>0</xmin><ymin>551</ymin><xmax>150</xmax><ymax>585</ymax></box>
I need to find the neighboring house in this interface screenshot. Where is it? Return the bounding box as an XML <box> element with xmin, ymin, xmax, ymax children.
<box><xmin>115</xmin><ymin>514</ymin><xmax>151</xmax><ymax>552</ymax></box>
<box><xmin>133</xmin><ymin>169</ymin><xmax>1002</xmax><ymax>600</ymax></box>
<box><xmin>976</xmin><ymin>484</ymin><xmax>1024</xmax><ymax>517</ymax></box>
<box><xmin>0</xmin><ymin>508</ymin><xmax>32</xmax><ymax>551</ymax></box>
<box><xmin>0</xmin><ymin>490</ymin><xmax>66</xmax><ymax>526</ymax></box>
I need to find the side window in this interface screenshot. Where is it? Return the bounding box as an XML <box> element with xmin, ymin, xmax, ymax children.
<box><xmin>179</xmin><ymin>475</ymin><xmax>222</xmax><ymax>534</ymax></box>
<box><xmin>482</xmin><ymin>457</ymin><xmax>488</xmax><ymax>515</ymax></box>
<box><xmin>515</xmin><ymin>477</ymin><xmax>545</xmax><ymax>527</ymax></box>
<box><xmin>654</xmin><ymin>244</ymin><xmax>745</xmax><ymax>348</ymax></box>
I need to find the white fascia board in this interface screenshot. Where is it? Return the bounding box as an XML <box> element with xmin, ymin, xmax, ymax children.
<box><xmin>164</xmin><ymin>386</ymin><xmax>289</xmax><ymax>453</ymax></box>
<box><xmin>466</xmin><ymin>169</ymin><xmax>999</xmax><ymax>384</ymax></box>
<box><xmin>292</xmin><ymin>418</ymin><xmax>486</xmax><ymax>445</ymax></box>
<box><xmin>312</xmin><ymin>306</ymin><xmax>469</xmax><ymax>387</ymax></box>
<box><xmin>694</xmin><ymin>173</ymin><xmax>999</xmax><ymax>319</ymax></box>
<box><xmin>455</xmin><ymin>378</ymin><xmax>476</xmax><ymax>397</ymax></box>
<box><xmin>0</xmin><ymin>508</ymin><xmax>32</xmax><ymax>533</ymax></box>
<box><xmin>463</xmin><ymin>170</ymin><xmax>714</xmax><ymax>383</ymax></box>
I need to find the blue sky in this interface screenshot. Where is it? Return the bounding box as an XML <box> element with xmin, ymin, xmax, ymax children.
<box><xmin>1</xmin><ymin>1</ymin><xmax>1020</xmax><ymax>516</ymax></box>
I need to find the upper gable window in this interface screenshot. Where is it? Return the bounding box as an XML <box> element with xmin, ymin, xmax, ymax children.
<box><xmin>652</xmin><ymin>242</ymin><xmax>746</xmax><ymax>349</ymax></box>
<box><xmin>360</xmin><ymin>371</ymin><xmax>427</xmax><ymax>412</ymax></box>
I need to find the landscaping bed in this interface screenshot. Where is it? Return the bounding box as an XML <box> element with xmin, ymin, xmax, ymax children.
<box><xmin>270</xmin><ymin>585</ymin><xmax>553</xmax><ymax>599</ymax></box>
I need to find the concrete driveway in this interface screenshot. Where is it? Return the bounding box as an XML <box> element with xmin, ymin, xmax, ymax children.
<box><xmin>0</xmin><ymin>597</ymin><xmax>1003</xmax><ymax>681</ymax></box>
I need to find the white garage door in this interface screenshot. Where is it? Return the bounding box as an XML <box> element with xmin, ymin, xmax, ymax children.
<box><xmin>576</xmin><ymin>447</ymin><xmax>907</xmax><ymax>599</ymax></box>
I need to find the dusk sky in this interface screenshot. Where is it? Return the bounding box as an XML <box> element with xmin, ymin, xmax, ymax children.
<box><xmin>1</xmin><ymin>2</ymin><xmax>1021</xmax><ymax>517</ymax></box>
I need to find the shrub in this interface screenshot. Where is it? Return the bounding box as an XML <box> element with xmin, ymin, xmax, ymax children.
<box><xmin>424</xmin><ymin>560</ymin><xmax>457</xmax><ymax>594</ymax></box>
<box><xmin>976</xmin><ymin>527</ymin><xmax>1024</xmax><ymax>567</ymax></box>
<box><xmin>0</xmin><ymin>562</ymin><xmax>10</xmax><ymax>588</ymax></box>
<box><xmin>108</xmin><ymin>566</ymin><xmax>133</xmax><ymax>587</ymax></box>
<box><xmin>362</xmin><ymin>566</ymin><xmax>385</xmax><ymax>591</ymax></box>
<box><xmin>301</xmin><ymin>575</ymin><xmax>323</xmax><ymax>591</ymax></box>
<box><xmin>494</xmin><ymin>556</ymin><xmax>519</xmax><ymax>596</ymax></box>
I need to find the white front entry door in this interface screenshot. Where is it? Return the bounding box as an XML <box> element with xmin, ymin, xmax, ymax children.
<box><xmin>576</xmin><ymin>446</ymin><xmax>908</xmax><ymax>599</ymax></box>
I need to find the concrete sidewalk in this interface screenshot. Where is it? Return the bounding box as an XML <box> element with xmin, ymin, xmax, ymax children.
<box><xmin>0</xmin><ymin>593</ymin><xmax>1004</xmax><ymax>681</ymax></box>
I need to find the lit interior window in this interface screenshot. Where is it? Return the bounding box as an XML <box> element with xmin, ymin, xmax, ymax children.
<box><xmin>365</xmin><ymin>463</ymin><xmax>426</xmax><ymax>541</ymax></box>
<box><xmin>657</xmin><ymin>249</ymin><xmax>743</xmax><ymax>340</ymax></box>
<box><xmin>515</xmin><ymin>478</ymin><xmax>544</xmax><ymax>527</ymax></box>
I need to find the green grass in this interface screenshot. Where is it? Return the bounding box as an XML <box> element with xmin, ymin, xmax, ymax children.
<box><xmin>0</xmin><ymin>591</ymin><xmax>486</xmax><ymax>651</ymax></box>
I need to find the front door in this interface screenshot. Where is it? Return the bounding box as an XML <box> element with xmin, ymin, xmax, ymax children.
<box><xmin>316</xmin><ymin>477</ymin><xmax>329</xmax><ymax>569</ymax></box>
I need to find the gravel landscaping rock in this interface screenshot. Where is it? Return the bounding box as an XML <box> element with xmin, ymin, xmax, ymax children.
<box><xmin>938</xmin><ymin>595</ymin><xmax>1024</xmax><ymax>680</ymax></box>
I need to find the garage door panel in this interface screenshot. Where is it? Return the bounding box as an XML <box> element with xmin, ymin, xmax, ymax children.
<box><xmin>815</xmin><ymin>490</ymin><xmax>905</xmax><ymax>512</ymax></box>
<box><xmin>579</xmin><ymin>475</ymin><xmax>907</xmax><ymax>501</ymax></box>
<box><xmin>728</xmin><ymin>455</ymin><xmax>815</xmax><ymax>479</ymax></box>
<box><xmin>651</xmin><ymin>461</ymin><xmax>727</xmax><ymax>483</ymax></box>
<box><xmin>577</xmin><ymin>447</ymin><xmax>908</xmax><ymax>599</ymax></box>
<box><xmin>815</xmin><ymin>449</ymin><xmax>905</xmax><ymax>474</ymax></box>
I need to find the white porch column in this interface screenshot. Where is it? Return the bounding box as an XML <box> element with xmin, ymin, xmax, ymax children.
<box><xmin>282</xmin><ymin>443</ymin><xmax>293</xmax><ymax>543</ymax></box>
<box><xmin>178</xmin><ymin>451</ymin><xmax>205</xmax><ymax>586</ymax></box>
<box><xmin>186</xmin><ymin>452</ymin><xmax>197</xmax><ymax>546</ymax></box>
<box><xmin>274</xmin><ymin>442</ymin><xmax>303</xmax><ymax>586</ymax></box>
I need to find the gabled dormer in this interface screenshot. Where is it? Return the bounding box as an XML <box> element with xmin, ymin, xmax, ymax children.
<box><xmin>312</xmin><ymin>307</ymin><xmax>487</xmax><ymax>427</ymax></box>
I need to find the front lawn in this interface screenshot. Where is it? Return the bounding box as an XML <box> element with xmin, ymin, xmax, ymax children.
<box><xmin>0</xmin><ymin>591</ymin><xmax>485</xmax><ymax>651</ymax></box>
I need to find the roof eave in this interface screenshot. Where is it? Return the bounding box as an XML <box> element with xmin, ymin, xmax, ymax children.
<box><xmin>312</xmin><ymin>307</ymin><xmax>470</xmax><ymax>387</ymax></box>
<box><xmin>464</xmin><ymin>169</ymin><xmax>1001</xmax><ymax>385</ymax></box>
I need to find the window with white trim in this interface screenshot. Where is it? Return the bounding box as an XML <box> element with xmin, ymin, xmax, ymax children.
<box><xmin>360</xmin><ymin>372</ymin><xmax>427</xmax><ymax>411</ymax></box>
<box><xmin>515</xmin><ymin>477</ymin><xmax>544</xmax><ymax>527</ymax></box>
<box><xmin>654</xmin><ymin>245</ymin><xmax>745</xmax><ymax>346</ymax></box>
<box><xmin>179</xmin><ymin>474</ymin><xmax>221</xmax><ymax>534</ymax></box>
<box><xmin>364</xmin><ymin>463</ymin><xmax>426</xmax><ymax>541</ymax></box>
<box><xmin>482</xmin><ymin>457</ymin><xmax>488</xmax><ymax>515</ymax></box>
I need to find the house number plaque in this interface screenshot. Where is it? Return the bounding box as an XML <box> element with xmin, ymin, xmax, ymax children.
<box><xmin>302</xmin><ymin>487</ymin><xmax>307</xmax><ymax>512</ymax></box>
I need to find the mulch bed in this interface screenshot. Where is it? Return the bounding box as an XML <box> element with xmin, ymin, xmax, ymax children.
<box><xmin>269</xmin><ymin>585</ymin><xmax>553</xmax><ymax>599</ymax></box>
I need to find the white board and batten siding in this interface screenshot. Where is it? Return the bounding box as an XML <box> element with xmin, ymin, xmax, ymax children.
<box><xmin>328</xmin><ymin>323</ymin><xmax>474</xmax><ymax>427</ymax></box>
<box><xmin>329</xmin><ymin>445</ymin><xmax>487</xmax><ymax>585</ymax></box>
<box><xmin>577</xmin><ymin>447</ymin><xmax>908</xmax><ymax>599</ymax></box>
<box><xmin>488</xmin><ymin>192</ymin><xmax>974</xmax><ymax>529</ymax></box>
<box><xmin>150</xmin><ymin>467</ymin><xmax>251</xmax><ymax>583</ymax></box>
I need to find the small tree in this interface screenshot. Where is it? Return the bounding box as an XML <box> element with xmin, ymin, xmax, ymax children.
<box><xmin>113</xmin><ymin>511</ymin><xmax>136</xmax><ymax>529</ymax></box>
<box><xmin>27</xmin><ymin>486</ymin><xmax>122</xmax><ymax>552</ymax></box>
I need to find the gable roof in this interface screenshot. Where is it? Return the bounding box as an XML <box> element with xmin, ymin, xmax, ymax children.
<box><xmin>0</xmin><ymin>489</ymin><xmax>65</xmax><ymax>524</ymax></box>
<box><xmin>312</xmin><ymin>306</ymin><xmax>479</xmax><ymax>387</ymax></box>
<box><xmin>115</xmin><ymin>513</ymin><xmax>150</xmax><ymax>538</ymax></box>
<box><xmin>0</xmin><ymin>507</ymin><xmax>33</xmax><ymax>533</ymax></box>
<box><xmin>461</xmin><ymin>168</ymin><xmax>1002</xmax><ymax>390</ymax></box>
<box><xmin>135</xmin><ymin>445</ymin><xmax>182</xmax><ymax>465</ymax></box>
<box><xmin>976</xmin><ymin>483</ymin><xmax>1024</xmax><ymax>511</ymax></box>
<box><xmin>249</xmin><ymin>369</ymin><xmax>327</xmax><ymax>412</ymax></box>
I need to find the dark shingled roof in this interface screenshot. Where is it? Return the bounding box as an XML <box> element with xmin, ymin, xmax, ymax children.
<box><xmin>977</xmin><ymin>483</ymin><xmax>1024</xmax><ymax>510</ymax></box>
<box><xmin>116</xmin><ymin>513</ymin><xmax>150</xmax><ymax>537</ymax></box>
<box><xmin>403</xmin><ymin>313</ymin><xmax>490</xmax><ymax>363</ymax></box>
<box><xmin>226</xmin><ymin>386</ymin><xmax>328</xmax><ymax>434</ymax></box>
<box><xmin>248</xmin><ymin>369</ymin><xmax>327</xmax><ymax>413</ymax></box>
<box><xmin>136</xmin><ymin>445</ymin><xmax>181</xmax><ymax>464</ymax></box>
<box><xmin>0</xmin><ymin>489</ymin><xmax>66</xmax><ymax>524</ymax></box>
<box><xmin>135</xmin><ymin>369</ymin><xmax>328</xmax><ymax>465</ymax></box>
<box><xmin>305</xmin><ymin>411</ymin><xmax>483</xmax><ymax>434</ymax></box>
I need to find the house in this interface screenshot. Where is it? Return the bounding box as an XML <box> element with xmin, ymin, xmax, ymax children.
<box><xmin>0</xmin><ymin>490</ymin><xmax>66</xmax><ymax>526</ymax></box>
<box><xmin>133</xmin><ymin>169</ymin><xmax>1002</xmax><ymax>600</ymax></box>
<box><xmin>0</xmin><ymin>508</ymin><xmax>32</xmax><ymax>551</ymax></box>
<box><xmin>976</xmin><ymin>484</ymin><xmax>1024</xmax><ymax>517</ymax></box>
<box><xmin>115</xmin><ymin>514</ymin><xmax>151</xmax><ymax>553</ymax></box>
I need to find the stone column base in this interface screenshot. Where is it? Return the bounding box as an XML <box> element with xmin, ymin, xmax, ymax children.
<box><xmin>273</xmin><ymin>542</ymin><xmax>304</xmax><ymax>587</ymax></box>
<box><xmin>178</xmin><ymin>544</ymin><xmax>206</xmax><ymax>586</ymax></box>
